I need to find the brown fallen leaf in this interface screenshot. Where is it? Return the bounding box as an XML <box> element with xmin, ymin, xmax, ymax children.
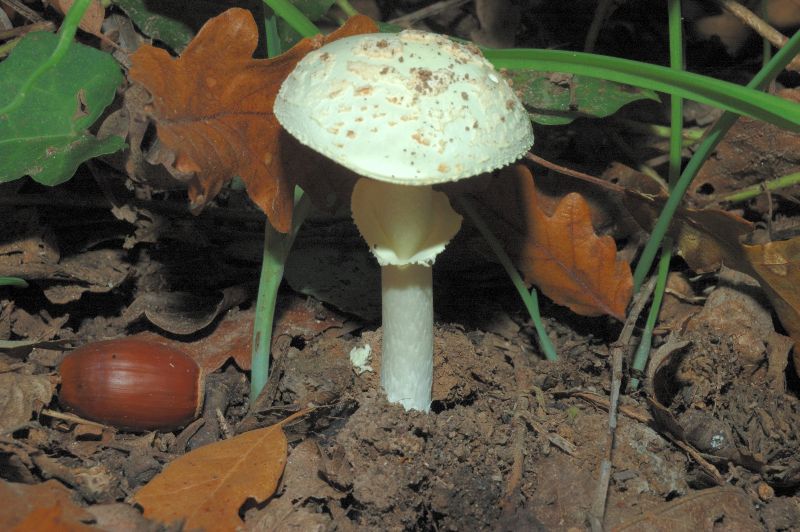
<box><xmin>613</xmin><ymin>485</ymin><xmax>760</xmax><ymax>531</ymax></box>
<box><xmin>690</xmin><ymin>111</ymin><xmax>800</xmax><ymax>205</ymax></box>
<box><xmin>131</xmin><ymin>292</ymin><xmax>346</xmax><ymax>373</ymax></box>
<box><xmin>623</xmin><ymin>187</ymin><xmax>755</xmax><ymax>274</ymax></box>
<box><xmin>0</xmin><ymin>373</ymin><xmax>54</xmax><ymax>433</ymax></box>
<box><xmin>0</xmin><ymin>479</ymin><xmax>94</xmax><ymax>530</ymax></box>
<box><xmin>128</xmin><ymin>9</ymin><xmax>378</xmax><ymax>232</ymax></box>
<box><xmin>133</xmin><ymin>409</ymin><xmax>311</xmax><ymax>531</ymax></box>
<box><xmin>12</xmin><ymin>503</ymin><xmax>98</xmax><ymax>532</ymax></box>
<box><xmin>475</xmin><ymin>164</ymin><xmax>633</xmax><ymax>320</ymax></box>
<box><xmin>741</xmin><ymin>236</ymin><xmax>800</xmax><ymax>364</ymax></box>
<box><xmin>50</xmin><ymin>0</ymin><xmax>105</xmax><ymax>38</ymax></box>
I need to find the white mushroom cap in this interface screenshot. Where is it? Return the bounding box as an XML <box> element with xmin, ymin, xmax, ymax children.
<box><xmin>274</xmin><ymin>30</ymin><xmax>534</xmax><ymax>185</ymax></box>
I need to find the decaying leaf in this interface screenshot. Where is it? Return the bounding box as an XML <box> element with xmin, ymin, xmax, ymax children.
<box><xmin>0</xmin><ymin>479</ymin><xmax>93</xmax><ymax>530</ymax></box>
<box><xmin>0</xmin><ymin>373</ymin><xmax>54</xmax><ymax>433</ymax></box>
<box><xmin>741</xmin><ymin>236</ymin><xmax>800</xmax><ymax>360</ymax></box>
<box><xmin>624</xmin><ymin>187</ymin><xmax>755</xmax><ymax>274</ymax></box>
<box><xmin>476</xmin><ymin>164</ymin><xmax>633</xmax><ymax>320</ymax></box>
<box><xmin>615</xmin><ymin>486</ymin><xmax>760</xmax><ymax>530</ymax></box>
<box><xmin>128</xmin><ymin>8</ymin><xmax>378</xmax><ymax>232</ymax></box>
<box><xmin>690</xmin><ymin>101</ymin><xmax>800</xmax><ymax>203</ymax></box>
<box><xmin>121</xmin><ymin>285</ymin><xmax>249</xmax><ymax>336</ymax></box>
<box><xmin>129</xmin><ymin>293</ymin><xmax>346</xmax><ymax>373</ymax></box>
<box><xmin>133</xmin><ymin>410</ymin><xmax>310</xmax><ymax>531</ymax></box>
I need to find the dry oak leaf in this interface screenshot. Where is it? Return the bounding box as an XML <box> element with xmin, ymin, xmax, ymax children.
<box><xmin>128</xmin><ymin>9</ymin><xmax>378</xmax><ymax>232</ymax></box>
<box><xmin>477</xmin><ymin>164</ymin><xmax>632</xmax><ymax>320</ymax></box>
<box><xmin>741</xmin><ymin>236</ymin><xmax>800</xmax><ymax>363</ymax></box>
<box><xmin>0</xmin><ymin>479</ymin><xmax>94</xmax><ymax>531</ymax></box>
<box><xmin>133</xmin><ymin>409</ymin><xmax>310</xmax><ymax>531</ymax></box>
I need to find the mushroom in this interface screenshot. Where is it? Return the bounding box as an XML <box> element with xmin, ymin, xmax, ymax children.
<box><xmin>274</xmin><ymin>30</ymin><xmax>533</xmax><ymax>411</ymax></box>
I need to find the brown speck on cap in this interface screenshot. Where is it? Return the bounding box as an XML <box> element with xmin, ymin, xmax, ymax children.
<box><xmin>346</xmin><ymin>130</ymin><xmax>356</xmax><ymax>138</ymax></box>
<box><xmin>377</xmin><ymin>39</ymin><xmax>389</xmax><ymax>48</ymax></box>
<box><xmin>411</xmin><ymin>132</ymin><xmax>430</xmax><ymax>146</ymax></box>
<box><xmin>506</xmin><ymin>100</ymin><xmax>515</xmax><ymax>110</ymax></box>
<box><xmin>437</xmin><ymin>163</ymin><xmax>449</xmax><ymax>173</ymax></box>
<box><xmin>461</xmin><ymin>92</ymin><xmax>468</xmax><ymax>101</ymax></box>
<box><xmin>320</xmin><ymin>52</ymin><xmax>330</xmax><ymax>61</ymax></box>
<box><xmin>356</xmin><ymin>86</ymin><xmax>373</xmax><ymax>95</ymax></box>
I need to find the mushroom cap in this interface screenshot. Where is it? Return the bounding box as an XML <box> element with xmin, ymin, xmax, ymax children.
<box><xmin>274</xmin><ymin>30</ymin><xmax>533</xmax><ymax>185</ymax></box>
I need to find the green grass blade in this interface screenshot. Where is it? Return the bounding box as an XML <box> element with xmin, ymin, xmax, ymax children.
<box><xmin>484</xmin><ymin>41</ymin><xmax>800</xmax><ymax>132</ymax></box>
<box><xmin>629</xmin><ymin>0</ymin><xmax>683</xmax><ymax>390</ymax></box>
<box><xmin>262</xmin><ymin>0</ymin><xmax>320</xmax><ymax>38</ymax></box>
<box><xmin>456</xmin><ymin>196</ymin><xmax>558</xmax><ymax>361</ymax></box>
<box><xmin>633</xmin><ymin>27</ymin><xmax>800</xmax><ymax>291</ymax></box>
<box><xmin>0</xmin><ymin>277</ymin><xmax>28</xmax><ymax>288</ymax></box>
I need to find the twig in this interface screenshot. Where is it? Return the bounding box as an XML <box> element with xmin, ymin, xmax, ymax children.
<box><xmin>0</xmin><ymin>20</ymin><xmax>55</xmax><ymax>40</ymax></box>
<box><xmin>0</xmin><ymin>0</ymin><xmax>44</xmax><ymax>22</ymax></box>
<box><xmin>714</xmin><ymin>0</ymin><xmax>800</xmax><ymax>71</ymax></box>
<box><xmin>716</xmin><ymin>0</ymin><xmax>787</xmax><ymax>48</ymax></box>
<box><xmin>388</xmin><ymin>0</ymin><xmax>471</xmax><ymax>27</ymax></box>
<box><xmin>568</xmin><ymin>389</ymin><xmax>726</xmax><ymax>486</ymax></box>
<box><xmin>588</xmin><ymin>276</ymin><xmax>657</xmax><ymax>531</ymax></box>
<box><xmin>524</xmin><ymin>152</ymin><xmax>625</xmax><ymax>193</ymax></box>
<box><xmin>39</xmin><ymin>408</ymin><xmax>110</xmax><ymax>429</ymax></box>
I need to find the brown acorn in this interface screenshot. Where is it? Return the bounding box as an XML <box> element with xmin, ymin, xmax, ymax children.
<box><xmin>59</xmin><ymin>338</ymin><xmax>204</xmax><ymax>431</ymax></box>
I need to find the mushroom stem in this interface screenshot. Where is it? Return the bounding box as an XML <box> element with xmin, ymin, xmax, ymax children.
<box><xmin>381</xmin><ymin>263</ymin><xmax>433</xmax><ymax>412</ymax></box>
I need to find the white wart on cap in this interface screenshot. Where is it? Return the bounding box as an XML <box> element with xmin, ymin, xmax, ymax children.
<box><xmin>274</xmin><ymin>30</ymin><xmax>534</xmax><ymax>185</ymax></box>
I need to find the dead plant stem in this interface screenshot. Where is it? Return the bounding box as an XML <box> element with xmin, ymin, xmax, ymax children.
<box><xmin>588</xmin><ymin>276</ymin><xmax>656</xmax><ymax>531</ymax></box>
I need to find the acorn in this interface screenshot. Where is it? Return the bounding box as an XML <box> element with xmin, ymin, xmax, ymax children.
<box><xmin>59</xmin><ymin>338</ymin><xmax>204</xmax><ymax>432</ymax></box>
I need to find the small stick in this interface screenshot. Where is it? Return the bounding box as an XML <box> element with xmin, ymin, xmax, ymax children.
<box><xmin>588</xmin><ymin>276</ymin><xmax>657</xmax><ymax>531</ymax></box>
<box><xmin>569</xmin><ymin>390</ymin><xmax>725</xmax><ymax>484</ymax></box>
<box><xmin>388</xmin><ymin>0</ymin><xmax>471</xmax><ymax>27</ymax></box>
<box><xmin>716</xmin><ymin>0</ymin><xmax>787</xmax><ymax>48</ymax></box>
<box><xmin>0</xmin><ymin>0</ymin><xmax>44</xmax><ymax>22</ymax></box>
<box><xmin>525</xmin><ymin>152</ymin><xmax>626</xmax><ymax>193</ymax></box>
<box><xmin>715</xmin><ymin>0</ymin><xmax>800</xmax><ymax>71</ymax></box>
<box><xmin>39</xmin><ymin>408</ymin><xmax>110</xmax><ymax>429</ymax></box>
<box><xmin>0</xmin><ymin>21</ymin><xmax>55</xmax><ymax>40</ymax></box>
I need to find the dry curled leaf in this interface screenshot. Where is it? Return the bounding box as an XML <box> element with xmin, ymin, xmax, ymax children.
<box><xmin>130</xmin><ymin>293</ymin><xmax>346</xmax><ymax>373</ymax></box>
<box><xmin>741</xmin><ymin>236</ymin><xmax>800</xmax><ymax>362</ymax></box>
<box><xmin>133</xmin><ymin>410</ymin><xmax>310</xmax><ymax>531</ymax></box>
<box><xmin>128</xmin><ymin>8</ymin><xmax>378</xmax><ymax>232</ymax></box>
<box><xmin>477</xmin><ymin>164</ymin><xmax>633</xmax><ymax>320</ymax></box>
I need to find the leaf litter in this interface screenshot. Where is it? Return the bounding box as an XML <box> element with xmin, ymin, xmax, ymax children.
<box><xmin>2</xmin><ymin>1</ymin><xmax>800</xmax><ymax>531</ymax></box>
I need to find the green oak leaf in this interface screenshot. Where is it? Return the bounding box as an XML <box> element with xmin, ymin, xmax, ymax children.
<box><xmin>0</xmin><ymin>31</ymin><xmax>125</xmax><ymax>186</ymax></box>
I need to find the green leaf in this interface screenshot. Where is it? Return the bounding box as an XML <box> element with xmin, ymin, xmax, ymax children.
<box><xmin>112</xmin><ymin>0</ymin><xmax>197</xmax><ymax>52</ymax></box>
<box><xmin>508</xmin><ymin>71</ymin><xmax>659</xmax><ymax>125</ymax></box>
<box><xmin>485</xmin><ymin>48</ymin><xmax>800</xmax><ymax>132</ymax></box>
<box><xmin>0</xmin><ymin>32</ymin><xmax>125</xmax><ymax>186</ymax></box>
